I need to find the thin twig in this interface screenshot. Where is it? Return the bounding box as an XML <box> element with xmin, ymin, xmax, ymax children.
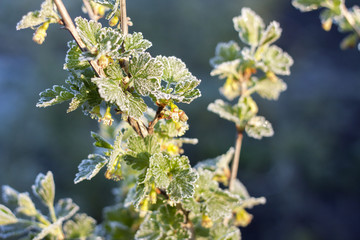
<box><xmin>229</xmin><ymin>130</ymin><xmax>243</xmax><ymax>192</ymax></box>
<box><xmin>148</xmin><ymin>105</ymin><xmax>165</xmax><ymax>135</ymax></box>
<box><xmin>341</xmin><ymin>3</ymin><xmax>360</xmax><ymax>38</ymax></box>
<box><xmin>53</xmin><ymin>0</ymin><xmax>103</xmax><ymax>76</ymax></box>
<box><xmin>82</xmin><ymin>0</ymin><xmax>98</xmax><ymax>21</ymax></box>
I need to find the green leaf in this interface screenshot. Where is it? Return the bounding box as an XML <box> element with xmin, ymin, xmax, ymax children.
<box><xmin>210</xmin><ymin>59</ymin><xmax>241</xmax><ymax>79</ymax></box>
<box><xmin>36</xmin><ymin>85</ymin><xmax>74</xmax><ymax>108</ymax></box>
<box><xmin>208</xmin><ymin>222</ymin><xmax>241</xmax><ymax>240</ymax></box>
<box><xmin>75</xmin><ymin>17</ymin><xmax>102</xmax><ymax>49</ymax></box>
<box><xmin>105</xmin><ymin>62</ymin><xmax>126</xmax><ymax>80</ymax></box>
<box><xmin>147</xmin><ymin>153</ymin><xmax>172</xmax><ymax>189</ymax></box>
<box><xmin>292</xmin><ymin>0</ymin><xmax>326</xmax><ymax>12</ymax></box>
<box><xmin>32</xmin><ymin>171</ymin><xmax>55</xmax><ymax>207</ymax></box>
<box><xmin>63</xmin><ymin>213</ymin><xmax>96</xmax><ymax>239</ymax></box>
<box><xmin>92</xmin><ymin>0</ymin><xmax>120</xmax><ymax>19</ymax></box>
<box><xmin>0</xmin><ymin>205</ymin><xmax>17</xmax><ymax>225</ymax></box>
<box><xmin>16</xmin><ymin>0</ymin><xmax>58</xmax><ymax>30</ymax></box>
<box><xmin>124</xmin><ymin>135</ymin><xmax>160</xmax><ymax>171</ymax></box>
<box><xmin>2</xmin><ymin>186</ymin><xmax>19</xmax><ymax>206</ymax></box>
<box><xmin>262</xmin><ymin>45</ymin><xmax>293</xmax><ymax>75</ymax></box>
<box><xmin>146</xmin><ymin>154</ymin><xmax>192</xmax><ymax>192</ymax></box>
<box><xmin>195</xmin><ymin>147</ymin><xmax>234</xmax><ymax>174</ymax></box>
<box><xmin>208</xmin><ymin>99</ymin><xmax>241</xmax><ymax>125</ymax></box>
<box><xmin>210</xmin><ymin>41</ymin><xmax>242</xmax><ymax>67</ymax></box>
<box><xmin>135</xmin><ymin>205</ymin><xmax>190</xmax><ymax>240</ymax></box>
<box><xmin>245</xmin><ymin>116</ymin><xmax>274</xmax><ymax>139</ymax></box>
<box><xmin>54</xmin><ymin>198</ymin><xmax>79</xmax><ymax>221</ymax></box>
<box><xmin>259</xmin><ymin>21</ymin><xmax>282</xmax><ymax>46</ymax></box>
<box><xmin>124</xmin><ymin>32</ymin><xmax>152</xmax><ymax>54</ymax></box>
<box><xmin>233</xmin><ymin>8</ymin><xmax>265</xmax><ymax>46</ymax></box>
<box><xmin>0</xmin><ymin>221</ymin><xmax>33</xmax><ymax>239</ymax></box>
<box><xmin>92</xmin><ymin>77</ymin><xmax>147</xmax><ymax>120</ymax></box>
<box><xmin>74</xmin><ymin>154</ymin><xmax>109</xmax><ymax>184</ymax></box>
<box><xmin>255</xmin><ymin>77</ymin><xmax>287</xmax><ymax>100</ymax></box>
<box><xmin>129</xmin><ymin>53</ymin><xmax>163</xmax><ymax>96</ymax></box>
<box><xmin>64</xmin><ymin>41</ymin><xmax>91</xmax><ymax>70</ymax></box>
<box><xmin>102</xmin><ymin>204</ymin><xmax>140</xmax><ymax>240</ymax></box>
<box><xmin>205</xmin><ymin>190</ymin><xmax>239</xmax><ymax>220</ymax></box>
<box><xmin>16</xmin><ymin>193</ymin><xmax>37</xmax><ymax>217</ymax></box>
<box><xmin>91</xmin><ymin>131</ymin><xmax>113</xmax><ymax>149</ymax></box>
<box><xmin>96</xmin><ymin>27</ymin><xmax>124</xmax><ymax>59</ymax></box>
<box><xmin>154</xmin><ymin>56</ymin><xmax>201</xmax><ymax>104</ymax></box>
<box><xmin>106</xmin><ymin>133</ymin><xmax>124</xmax><ymax>181</ymax></box>
<box><xmin>168</xmin><ymin>169</ymin><xmax>198</xmax><ymax>201</ymax></box>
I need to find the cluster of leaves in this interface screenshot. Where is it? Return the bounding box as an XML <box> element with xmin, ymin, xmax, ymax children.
<box><xmin>5</xmin><ymin>0</ymin><xmax>275</xmax><ymax>239</ymax></box>
<box><xmin>208</xmin><ymin>8</ymin><xmax>293</xmax><ymax>139</ymax></box>
<box><xmin>0</xmin><ymin>172</ymin><xmax>96</xmax><ymax>239</ymax></box>
<box><xmin>292</xmin><ymin>0</ymin><xmax>360</xmax><ymax>50</ymax></box>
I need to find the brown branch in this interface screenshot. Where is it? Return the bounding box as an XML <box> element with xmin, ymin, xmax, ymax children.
<box><xmin>82</xmin><ymin>0</ymin><xmax>98</xmax><ymax>21</ymax></box>
<box><xmin>120</xmin><ymin>0</ymin><xmax>128</xmax><ymax>35</ymax></box>
<box><xmin>148</xmin><ymin>105</ymin><xmax>165</xmax><ymax>135</ymax></box>
<box><xmin>229</xmin><ymin>130</ymin><xmax>244</xmax><ymax>192</ymax></box>
<box><xmin>53</xmin><ymin>0</ymin><xmax>104</xmax><ymax>76</ymax></box>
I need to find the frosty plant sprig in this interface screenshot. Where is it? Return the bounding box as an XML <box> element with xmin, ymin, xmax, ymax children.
<box><xmin>292</xmin><ymin>0</ymin><xmax>360</xmax><ymax>50</ymax></box>
<box><xmin>209</xmin><ymin>8</ymin><xmax>294</xmax><ymax>191</ymax></box>
<box><xmin>1</xmin><ymin>1</ymin><xmax>288</xmax><ymax>239</ymax></box>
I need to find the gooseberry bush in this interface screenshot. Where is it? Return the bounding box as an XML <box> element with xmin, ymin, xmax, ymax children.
<box><xmin>0</xmin><ymin>0</ymin><xmax>295</xmax><ymax>239</ymax></box>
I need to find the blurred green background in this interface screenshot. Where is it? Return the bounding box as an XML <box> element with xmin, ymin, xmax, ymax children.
<box><xmin>1</xmin><ymin>0</ymin><xmax>360</xmax><ymax>239</ymax></box>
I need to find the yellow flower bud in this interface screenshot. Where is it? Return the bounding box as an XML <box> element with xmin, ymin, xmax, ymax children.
<box><xmin>322</xmin><ymin>18</ymin><xmax>332</xmax><ymax>32</ymax></box>
<box><xmin>97</xmin><ymin>55</ymin><xmax>111</xmax><ymax>69</ymax></box>
<box><xmin>101</xmin><ymin>106</ymin><xmax>114</xmax><ymax>126</ymax></box>
<box><xmin>32</xmin><ymin>22</ymin><xmax>50</xmax><ymax>45</ymax></box>
<box><xmin>109</xmin><ymin>15</ymin><xmax>119</xmax><ymax>27</ymax></box>
<box><xmin>149</xmin><ymin>184</ymin><xmax>157</xmax><ymax>204</ymax></box>
<box><xmin>140</xmin><ymin>198</ymin><xmax>149</xmax><ymax>218</ymax></box>
<box><xmin>201</xmin><ymin>214</ymin><xmax>213</xmax><ymax>228</ymax></box>
<box><xmin>234</xmin><ymin>208</ymin><xmax>253</xmax><ymax>227</ymax></box>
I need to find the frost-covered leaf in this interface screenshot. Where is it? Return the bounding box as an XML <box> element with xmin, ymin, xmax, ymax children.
<box><xmin>16</xmin><ymin>193</ymin><xmax>37</xmax><ymax>217</ymax></box>
<box><xmin>105</xmin><ymin>62</ymin><xmax>126</xmax><ymax>80</ymax></box>
<box><xmin>154</xmin><ymin>56</ymin><xmax>201</xmax><ymax>103</ymax></box>
<box><xmin>124</xmin><ymin>135</ymin><xmax>160</xmax><ymax>171</ymax></box>
<box><xmin>74</xmin><ymin>154</ymin><xmax>108</xmax><ymax>184</ymax></box>
<box><xmin>210</xmin><ymin>41</ymin><xmax>242</xmax><ymax>67</ymax></box>
<box><xmin>208</xmin><ymin>99</ymin><xmax>241</xmax><ymax>125</ymax></box>
<box><xmin>245</xmin><ymin>116</ymin><xmax>274</xmax><ymax>139</ymax></box>
<box><xmin>55</xmin><ymin>198</ymin><xmax>79</xmax><ymax>221</ymax></box>
<box><xmin>63</xmin><ymin>213</ymin><xmax>96</xmax><ymax>239</ymax></box>
<box><xmin>106</xmin><ymin>133</ymin><xmax>124</xmax><ymax>181</ymax></box>
<box><xmin>208</xmin><ymin>222</ymin><xmax>241</xmax><ymax>240</ymax></box>
<box><xmin>292</xmin><ymin>0</ymin><xmax>326</xmax><ymax>12</ymax></box>
<box><xmin>231</xmin><ymin>179</ymin><xmax>250</xmax><ymax>200</ymax></box>
<box><xmin>195</xmin><ymin>147</ymin><xmax>234</xmax><ymax>171</ymax></box>
<box><xmin>168</xmin><ymin>169</ymin><xmax>198</xmax><ymax>201</ymax></box>
<box><xmin>64</xmin><ymin>41</ymin><xmax>91</xmax><ymax>70</ymax></box>
<box><xmin>233</xmin><ymin>8</ymin><xmax>265</xmax><ymax>46</ymax></box>
<box><xmin>0</xmin><ymin>221</ymin><xmax>33</xmax><ymax>239</ymax></box>
<box><xmin>95</xmin><ymin>27</ymin><xmax>124</xmax><ymax>59</ymax></box>
<box><xmin>262</xmin><ymin>45</ymin><xmax>293</xmax><ymax>75</ymax></box>
<box><xmin>135</xmin><ymin>205</ymin><xmax>190</xmax><ymax>240</ymax></box>
<box><xmin>32</xmin><ymin>171</ymin><xmax>55</xmax><ymax>207</ymax></box>
<box><xmin>36</xmin><ymin>85</ymin><xmax>74</xmax><ymax>108</ymax></box>
<box><xmin>0</xmin><ymin>205</ymin><xmax>17</xmax><ymax>225</ymax></box>
<box><xmin>259</xmin><ymin>21</ymin><xmax>282</xmax><ymax>46</ymax></box>
<box><xmin>124</xmin><ymin>32</ymin><xmax>152</xmax><ymax>54</ymax></box>
<box><xmin>75</xmin><ymin>17</ymin><xmax>102</xmax><ymax>49</ymax></box>
<box><xmin>255</xmin><ymin>77</ymin><xmax>287</xmax><ymax>100</ymax></box>
<box><xmin>129</xmin><ymin>53</ymin><xmax>162</xmax><ymax>96</ymax></box>
<box><xmin>206</xmin><ymin>190</ymin><xmax>239</xmax><ymax>220</ymax></box>
<box><xmin>92</xmin><ymin>77</ymin><xmax>147</xmax><ymax>120</ymax></box>
<box><xmin>210</xmin><ymin>59</ymin><xmax>241</xmax><ymax>79</ymax></box>
<box><xmin>159</xmin><ymin>119</ymin><xmax>189</xmax><ymax>137</ymax></box>
<box><xmin>91</xmin><ymin>131</ymin><xmax>113</xmax><ymax>149</ymax></box>
<box><xmin>146</xmin><ymin>154</ymin><xmax>191</xmax><ymax>190</ymax></box>
<box><xmin>2</xmin><ymin>186</ymin><xmax>19</xmax><ymax>206</ymax></box>
<box><xmin>16</xmin><ymin>0</ymin><xmax>58</xmax><ymax>30</ymax></box>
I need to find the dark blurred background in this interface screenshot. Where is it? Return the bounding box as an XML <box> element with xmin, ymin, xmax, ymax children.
<box><xmin>1</xmin><ymin>0</ymin><xmax>360</xmax><ymax>239</ymax></box>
